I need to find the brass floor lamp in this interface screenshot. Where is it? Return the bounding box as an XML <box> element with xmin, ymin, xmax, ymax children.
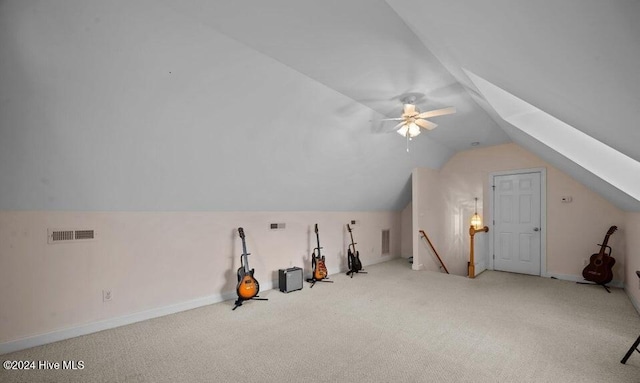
<box><xmin>468</xmin><ymin>225</ymin><xmax>489</xmax><ymax>278</ymax></box>
<box><xmin>468</xmin><ymin>197</ymin><xmax>489</xmax><ymax>278</ymax></box>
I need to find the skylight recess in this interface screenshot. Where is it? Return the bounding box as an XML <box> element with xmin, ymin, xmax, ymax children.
<box><xmin>464</xmin><ymin>69</ymin><xmax>640</xmax><ymax>202</ymax></box>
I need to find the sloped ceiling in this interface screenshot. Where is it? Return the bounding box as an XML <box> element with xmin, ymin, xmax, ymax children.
<box><xmin>387</xmin><ymin>0</ymin><xmax>640</xmax><ymax>211</ymax></box>
<box><xmin>0</xmin><ymin>0</ymin><xmax>638</xmax><ymax>211</ymax></box>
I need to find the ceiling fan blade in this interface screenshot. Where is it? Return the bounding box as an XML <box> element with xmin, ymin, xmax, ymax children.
<box><xmin>379</xmin><ymin>120</ymin><xmax>408</xmax><ymax>134</ymax></box>
<box><xmin>392</xmin><ymin>121</ymin><xmax>406</xmax><ymax>130</ymax></box>
<box><xmin>415</xmin><ymin>119</ymin><xmax>438</xmax><ymax>130</ymax></box>
<box><xmin>417</xmin><ymin>107</ymin><xmax>456</xmax><ymax>119</ymax></box>
<box><xmin>380</xmin><ymin>117</ymin><xmax>405</xmax><ymax>121</ymax></box>
<box><xmin>403</xmin><ymin>103</ymin><xmax>416</xmax><ymax>116</ymax></box>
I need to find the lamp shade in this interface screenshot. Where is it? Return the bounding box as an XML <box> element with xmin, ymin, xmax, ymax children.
<box><xmin>470</xmin><ymin>213</ymin><xmax>482</xmax><ymax>229</ymax></box>
<box><xmin>471</xmin><ymin>197</ymin><xmax>482</xmax><ymax>229</ymax></box>
<box><xmin>407</xmin><ymin>122</ymin><xmax>421</xmax><ymax>137</ymax></box>
<box><xmin>397</xmin><ymin>122</ymin><xmax>421</xmax><ymax>138</ymax></box>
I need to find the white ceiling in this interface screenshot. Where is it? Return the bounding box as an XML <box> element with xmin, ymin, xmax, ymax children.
<box><xmin>0</xmin><ymin>0</ymin><xmax>638</xmax><ymax>211</ymax></box>
<box><xmin>386</xmin><ymin>0</ymin><xmax>640</xmax><ymax>210</ymax></box>
<box><xmin>163</xmin><ymin>0</ymin><xmax>510</xmax><ymax>151</ymax></box>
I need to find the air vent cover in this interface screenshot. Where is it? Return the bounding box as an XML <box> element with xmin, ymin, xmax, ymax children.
<box><xmin>381</xmin><ymin>229</ymin><xmax>390</xmax><ymax>255</ymax></box>
<box><xmin>269</xmin><ymin>223</ymin><xmax>286</xmax><ymax>230</ymax></box>
<box><xmin>74</xmin><ymin>230</ymin><xmax>95</xmax><ymax>240</ymax></box>
<box><xmin>48</xmin><ymin>229</ymin><xmax>97</xmax><ymax>244</ymax></box>
<box><xmin>52</xmin><ymin>230</ymin><xmax>74</xmax><ymax>242</ymax></box>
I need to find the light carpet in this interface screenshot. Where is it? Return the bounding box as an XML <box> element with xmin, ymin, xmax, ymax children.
<box><xmin>1</xmin><ymin>258</ymin><xmax>639</xmax><ymax>382</ymax></box>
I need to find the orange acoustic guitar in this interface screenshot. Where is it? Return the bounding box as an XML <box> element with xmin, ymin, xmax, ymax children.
<box><xmin>582</xmin><ymin>225</ymin><xmax>617</xmax><ymax>285</ymax></box>
<box><xmin>236</xmin><ymin>227</ymin><xmax>260</xmax><ymax>300</ymax></box>
<box><xmin>312</xmin><ymin>224</ymin><xmax>328</xmax><ymax>280</ymax></box>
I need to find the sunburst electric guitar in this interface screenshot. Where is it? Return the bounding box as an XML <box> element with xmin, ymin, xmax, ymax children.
<box><xmin>312</xmin><ymin>224</ymin><xmax>328</xmax><ymax>280</ymax></box>
<box><xmin>236</xmin><ymin>227</ymin><xmax>260</xmax><ymax>300</ymax></box>
<box><xmin>582</xmin><ymin>225</ymin><xmax>617</xmax><ymax>285</ymax></box>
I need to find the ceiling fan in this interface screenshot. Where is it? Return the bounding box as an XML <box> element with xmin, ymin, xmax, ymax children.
<box><xmin>382</xmin><ymin>96</ymin><xmax>456</xmax><ymax>150</ymax></box>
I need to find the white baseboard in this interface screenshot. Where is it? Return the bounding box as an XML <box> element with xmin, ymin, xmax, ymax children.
<box><xmin>546</xmin><ymin>272</ymin><xmax>624</xmax><ymax>289</ymax></box>
<box><xmin>625</xmin><ymin>286</ymin><xmax>640</xmax><ymax>315</ymax></box>
<box><xmin>0</xmin><ymin>288</ymin><xmax>248</xmax><ymax>355</ymax></box>
<box><xmin>1</xmin><ymin>255</ymin><xmax>399</xmax><ymax>355</ymax></box>
<box><xmin>323</xmin><ymin>253</ymin><xmax>399</xmax><ymax>277</ymax></box>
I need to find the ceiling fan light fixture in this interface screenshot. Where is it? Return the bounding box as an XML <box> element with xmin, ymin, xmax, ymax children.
<box><xmin>408</xmin><ymin>122</ymin><xmax>421</xmax><ymax>137</ymax></box>
<box><xmin>396</xmin><ymin>124</ymin><xmax>408</xmax><ymax>137</ymax></box>
<box><xmin>385</xmin><ymin>100</ymin><xmax>455</xmax><ymax>151</ymax></box>
<box><xmin>396</xmin><ymin>122</ymin><xmax>421</xmax><ymax>138</ymax></box>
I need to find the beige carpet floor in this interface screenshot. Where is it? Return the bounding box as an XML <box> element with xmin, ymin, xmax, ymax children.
<box><xmin>1</xmin><ymin>258</ymin><xmax>639</xmax><ymax>382</ymax></box>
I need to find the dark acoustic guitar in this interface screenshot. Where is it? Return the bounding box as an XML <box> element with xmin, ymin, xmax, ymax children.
<box><xmin>312</xmin><ymin>224</ymin><xmax>328</xmax><ymax>280</ymax></box>
<box><xmin>582</xmin><ymin>225</ymin><xmax>617</xmax><ymax>285</ymax></box>
<box><xmin>236</xmin><ymin>227</ymin><xmax>260</xmax><ymax>300</ymax></box>
<box><xmin>347</xmin><ymin>224</ymin><xmax>363</xmax><ymax>274</ymax></box>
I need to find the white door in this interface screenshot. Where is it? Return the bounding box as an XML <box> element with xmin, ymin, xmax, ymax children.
<box><xmin>493</xmin><ymin>172</ymin><xmax>542</xmax><ymax>276</ymax></box>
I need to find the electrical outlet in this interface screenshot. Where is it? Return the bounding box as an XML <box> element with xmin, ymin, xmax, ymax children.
<box><xmin>102</xmin><ymin>289</ymin><xmax>112</xmax><ymax>302</ymax></box>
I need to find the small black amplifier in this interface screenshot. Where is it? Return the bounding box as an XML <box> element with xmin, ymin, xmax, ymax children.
<box><xmin>279</xmin><ymin>267</ymin><xmax>303</xmax><ymax>293</ymax></box>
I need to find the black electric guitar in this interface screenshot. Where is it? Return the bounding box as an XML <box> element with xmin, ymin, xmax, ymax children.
<box><xmin>582</xmin><ymin>225</ymin><xmax>617</xmax><ymax>285</ymax></box>
<box><xmin>236</xmin><ymin>227</ymin><xmax>260</xmax><ymax>300</ymax></box>
<box><xmin>312</xmin><ymin>224</ymin><xmax>328</xmax><ymax>280</ymax></box>
<box><xmin>346</xmin><ymin>224</ymin><xmax>363</xmax><ymax>277</ymax></box>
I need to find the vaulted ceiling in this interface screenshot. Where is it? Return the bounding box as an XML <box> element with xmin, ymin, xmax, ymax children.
<box><xmin>0</xmin><ymin>0</ymin><xmax>638</xmax><ymax>211</ymax></box>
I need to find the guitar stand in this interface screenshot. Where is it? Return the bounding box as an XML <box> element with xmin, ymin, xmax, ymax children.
<box><xmin>232</xmin><ymin>296</ymin><xmax>268</xmax><ymax>311</ymax></box>
<box><xmin>346</xmin><ymin>270</ymin><xmax>367</xmax><ymax>278</ymax></box>
<box><xmin>306</xmin><ymin>277</ymin><xmax>333</xmax><ymax>288</ymax></box>
<box><xmin>621</xmin><ymin>335</ymin><xmax>640</xmax><ymax>364</ymax></box>
<box><xmin>576</xmin><ymin>281</ymin><xmax>611</xmax><ymax>293</ymax></box>
<box><xmin>621</xmin><ymin>271</ymin><xmax>640</xmax><ymax>364</ymax></box>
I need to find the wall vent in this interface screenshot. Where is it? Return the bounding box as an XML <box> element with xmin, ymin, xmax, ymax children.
<box><xmin>381</xmin><ymin>229</ymin><xmax>390</xmax><ymax>255</ymax></box>
<box><xmin>269</xmin><ymin>223</ymin><xmax>286</xmax><ymax>230</ymax></box>
<box><xmin>74</xmin><ymin>230</ymin><xmax>95</xmax><ymax>240</ymax></box>
<box><xmin>48</xmin><ymin>229</ymin><xmax>97</xmax><ymax>244</ymax></box>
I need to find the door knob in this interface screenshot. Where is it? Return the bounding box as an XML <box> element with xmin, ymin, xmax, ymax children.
<box><xmin>533</xmin><ymin>227</ymin><xmax>540</xmax><ymax>232</ymax></box>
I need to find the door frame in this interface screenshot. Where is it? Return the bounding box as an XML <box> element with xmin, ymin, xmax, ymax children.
<box><xmin>488</xmin><ymin>167</ymin><xmax>547</xmax><ymax>277</ymax></box>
